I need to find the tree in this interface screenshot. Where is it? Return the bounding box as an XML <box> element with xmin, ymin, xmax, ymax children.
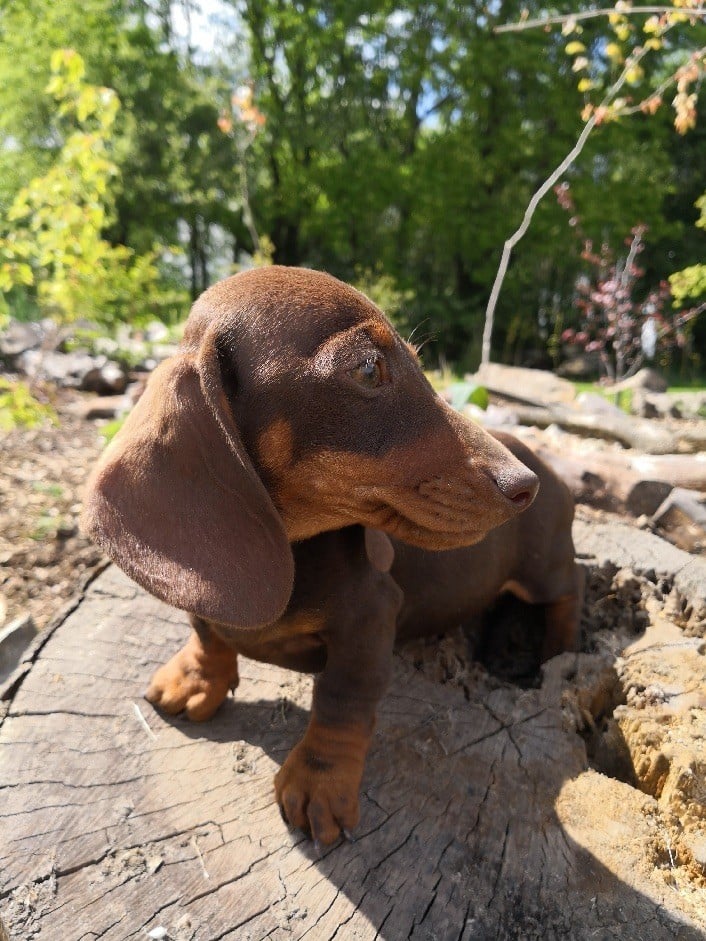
<box><xmin>0</xmin><ymin>0</ymin><xmax>251</xmax><ymax>301</ymax></box>
<box><xmin>228</xmin><ymin>0</ymin><xmax>702</xmax><ymax>366</ymax></box>
<box><xmin>1</xmin><ymin>0</ymin><xmax>703</xmax><ymax>367</ymax></box>
<box><xmin>481</xmin><ymin>3</ymin><xmax>706</xmax><ymax>365</ymax></box>
<box><xmin>559</xmin><ymin>224</ymin><xmax>685</xmax><ymax>382</ymax></box>
<box><xmin>0</xmin><ymin>50</ymin><xmax>184</xmax><ymax>326</ymax></box>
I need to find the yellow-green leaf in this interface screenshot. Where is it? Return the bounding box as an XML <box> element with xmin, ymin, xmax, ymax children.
<box><xmin>15</xmin><ymin>263</ymin><xmax>34</xmax><ymax>286</ymax></box>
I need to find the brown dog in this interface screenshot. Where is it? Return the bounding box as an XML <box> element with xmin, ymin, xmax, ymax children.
<box><xmin>82</xmin><ymin>266</ymin><xmax>581</xmax><ymax>847</ymax></box>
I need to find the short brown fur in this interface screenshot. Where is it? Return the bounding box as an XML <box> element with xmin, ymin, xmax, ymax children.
<box><xmin>82</xmin><ymin>266</ymin><xmax>582</xmax><ymax>846</ymax></box>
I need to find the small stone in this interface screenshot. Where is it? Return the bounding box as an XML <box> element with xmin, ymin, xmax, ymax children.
<box><xmin>70</xmin><ymin>394</ymin><xmax>130</xmax><ymax>421</ymax></box>
<box><xmin>0</xmin><ymin>614</ymin><xmax>38</xmax><ymax>685</ymax></box>
<box><xmin>147</xmin><ymin>928</ymin><xmax>168</xmax><ymax>940</ymax></box>
<box><xmin>80</xmin><ymin>361</ymin><xmax>128</xmax><ymax>395</ymax></box>
<box><xmin>576</xmin><ymin>392</ymin><xmax>624</xmax><ymax>417</ymax></box>
<box><xmin>684</xmin><ymin>832</ymin><xmax>706</xmax><ymax>870</ymax></box>
<box><xmin>145</xmin><ymin>320</ymin><xmax>170</xmax><ymax>343</ymax></box>
<box><xmin>55</xmin><ymin>523</ymin><xmax>78</xmax><ymax>540</ymax></box>
<box><xmin>652</xmin><ymin>488</ymin><xmax>706</xmax><ymax>553</ymax></box>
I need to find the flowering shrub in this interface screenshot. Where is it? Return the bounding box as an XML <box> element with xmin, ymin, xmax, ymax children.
<box><xmin>556</xmin><ymin>184</ymin><xmax>701</xmax><ymax>382</ymax></box>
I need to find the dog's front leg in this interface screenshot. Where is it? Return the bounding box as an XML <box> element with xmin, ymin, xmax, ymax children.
<box><xmin>145</xmin><ymin>615</ymin><xmax>239</xmax><ymax>721</ymax></box>
<box><xmin>275</xmin><ymin>566</ymin><xmax>402</xmax><ymax>847</ymax></box>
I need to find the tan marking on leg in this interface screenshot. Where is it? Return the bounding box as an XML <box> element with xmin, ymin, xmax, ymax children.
<box><xmin>274</xmin><ymin>716</ymin><xmax>373</xmax><ymax>845</ymax></box>
<box><xmin>542</xmin><ymin>593</ymin><xmax>581</xmax><ymax>661</ymax></box>
<box><xmin>145</xmin><ymin>629</ymin><xmax>239</xmax><ymax>721</ymax></box>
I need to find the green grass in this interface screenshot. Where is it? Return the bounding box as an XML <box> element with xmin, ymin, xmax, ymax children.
<box><xmin>100</xmin><ymin>417</ymin><xmax>125</xmax><ymax>443</ymax></box>
<box><xmin>29</xmin><ymin>510</ymin><xmax>66</xmax><ymax>541</ymax></box>
<box><xmin>571</xmin><ymin>378</ymin><xmax>706</xmax><ymax>416</ymax></box>
<box><xmin>0</xmin><ymin>378</ymin><xmax>57</xmax><ymax>431</ymax></box>
<box><xmin>31</xmin><ymin>481</ymin><xmax>65</xmax><ymax>499</ymax></box>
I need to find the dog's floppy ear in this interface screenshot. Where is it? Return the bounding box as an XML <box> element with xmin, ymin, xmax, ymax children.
<box><xmin>81</xmin><ymin>327</ymin><xmax>294</xmax><ymax>627</ymax></box>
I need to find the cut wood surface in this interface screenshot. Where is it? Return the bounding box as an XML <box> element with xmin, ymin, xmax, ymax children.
<box><xmin>1</xmin><ymin>523</ymin><xmax>705</xmax><ymax>941</ymax></box>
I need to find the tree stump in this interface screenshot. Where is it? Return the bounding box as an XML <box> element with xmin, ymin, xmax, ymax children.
<box><xmin>2</xmin><ymin>522</ymin><xmax>705</xmax><ymax>941</ymax></box>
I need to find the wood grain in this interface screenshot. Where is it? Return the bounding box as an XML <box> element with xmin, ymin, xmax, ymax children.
<box><xmin>1</xmin><ymin>557</ymin><xmax>704</xmax><ymax>940</ymax></box>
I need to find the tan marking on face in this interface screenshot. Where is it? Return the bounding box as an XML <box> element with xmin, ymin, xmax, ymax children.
<box><xmin>361</xmin><ymin>318</ymin><xmax>396</xmax><ymax>349</ymax></box>
<box><xmin>256</xmin><ymin>418</ymin><xmax>294</xmax><ymax>477</ymax></box>
<box><xmin>271</xmin><ymin>422</ymin><xmax>526</xmax><ymax>548</ymax></box>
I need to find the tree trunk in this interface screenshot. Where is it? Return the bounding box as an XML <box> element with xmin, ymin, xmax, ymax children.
<box><xmin>1</xmin><ymin>525</ymin><xmax>705</xmax><ymax>940</ymax></box>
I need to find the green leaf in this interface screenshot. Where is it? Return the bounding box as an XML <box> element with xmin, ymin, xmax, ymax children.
<box><xmin>447</xmin><ymin>382</ymin><xmax>489</xmax><ymax>411</ymax></box>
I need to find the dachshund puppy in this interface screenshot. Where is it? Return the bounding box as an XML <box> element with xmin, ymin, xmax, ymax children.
<box><xmin>82</xmin><ymin>266</ymin><xmax>581</xmax><ymax>847</ymax></box>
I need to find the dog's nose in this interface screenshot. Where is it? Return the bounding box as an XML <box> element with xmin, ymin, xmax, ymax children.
<box><xmin>492</xmin><ymin>467</ymin><xmax>539</xmax><ymax>510</ymax></box>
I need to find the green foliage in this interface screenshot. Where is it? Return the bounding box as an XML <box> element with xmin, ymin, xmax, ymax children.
<box><xmin>100</xmin><ymin>417</ymin><xmax>126</xmax><ymax>444</ymax></box>
<box><xmin>236</xmin><ymin>0</ymin><xmax>698</xmax><ymax>364</ymax></box>
<box><xmin>0</xmin><ymin>378</ymin><xmax>57</xmax><ymax>432</ymax></box>
<box><xmin>0</xmin><ymin>0</ymin><xmax>119</xmax><ymax>207</ymax></box>
<box><xmin>670</xmin><ymin>262</ymin><xmax>706</xmax><ymax>301</ymax></box>
<box><xmin>670</xmin><ymin>194</ymin><xmax>706</xmax><ymax>302</ymax></box>
<box><xmin>0</xmin><ymin>50</ymin><xmax>186</xmax><ymax>326</ymax></box>
<box><xmin>1</xmin><ymin>1</ymin><xmax>704</xmax><ymax>371</ymax></box>
<box><xmin>352</xmin><ymin>267</ymin><xmax>415</xmax><ymax>332</ymax></box>
<box><xmin>446</xmin><ymin>382</ymin><xmax>490</xmax><ymax>411</ymax></box>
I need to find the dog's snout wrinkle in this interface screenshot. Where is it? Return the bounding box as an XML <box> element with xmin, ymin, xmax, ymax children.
<box><xmin>418</xmin><ymin>476</ymin><xmax>474</xmax><ymax>503</ymax></box>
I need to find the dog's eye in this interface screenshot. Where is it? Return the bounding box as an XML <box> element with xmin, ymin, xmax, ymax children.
<box><xmin>350</xmin><ymin>356</ymin><xmax>386</xmax><ymax>388</ymax></box>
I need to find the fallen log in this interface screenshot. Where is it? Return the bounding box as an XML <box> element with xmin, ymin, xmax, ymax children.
<box><xmin>510</xmin><ymin>403</ymin><xmax>681</xmax><ymax>454</ymax></box>
<box><xmin>515</xmin><ymin>430</ymin><xmax>706</xmax><ymax>500</ymax></box>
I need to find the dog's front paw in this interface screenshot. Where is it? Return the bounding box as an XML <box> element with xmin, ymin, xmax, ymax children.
<box><xmin>145</xmin><ymin>632</ymin><xmax>238</xmax><ymax>721</ymax></box>
<box><xmin>274</xmin><ymin>719</ymin><xmax>370</xmax><ymax>847</ymax></box>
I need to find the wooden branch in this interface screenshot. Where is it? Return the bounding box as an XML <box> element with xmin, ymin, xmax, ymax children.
<box><xmin>481</xmin><ymin>41</ymin><xmax>653</xmax><ymax>365</ymax></box>
<box><xmin>494</xmin><ymin>6</ymin><xmax>706</xmax><ymax>34</ymax></box>
<box><xmin>480</xmin><ymin>112</ymin><xmax>597</xmax><ymax>365</ymax></box>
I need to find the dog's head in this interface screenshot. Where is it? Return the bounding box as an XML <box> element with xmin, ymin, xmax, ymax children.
<box><xmin>82</xmin><ymin>266</ymin><xmax>538</xmax><ymax>627</ymax></box>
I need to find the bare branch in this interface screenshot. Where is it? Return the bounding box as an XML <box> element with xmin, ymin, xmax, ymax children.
<box><xmin>494</xmin><ymin>6</ymin><xmax>706</xmax><ymax>34</ymax></box>
<box><xmin>619</xmin><ymin>229</ymin><xmax>643</xmax><ymax>290</ymax></box>
<box><xmin>618</xmin><ymin>43</ymin><xmax>706</xmax><ymax>116</ymax></box>
<box><xmin>481</xmin><ymin>42</ymin><xmax>654</xmax><ymax>364</ymax></box>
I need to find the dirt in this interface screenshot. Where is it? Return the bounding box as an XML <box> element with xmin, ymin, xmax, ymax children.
<box><xmin>0</xmin><ymin>388</ymin><xmax>106</xmax><ymax>631</ymax></box>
